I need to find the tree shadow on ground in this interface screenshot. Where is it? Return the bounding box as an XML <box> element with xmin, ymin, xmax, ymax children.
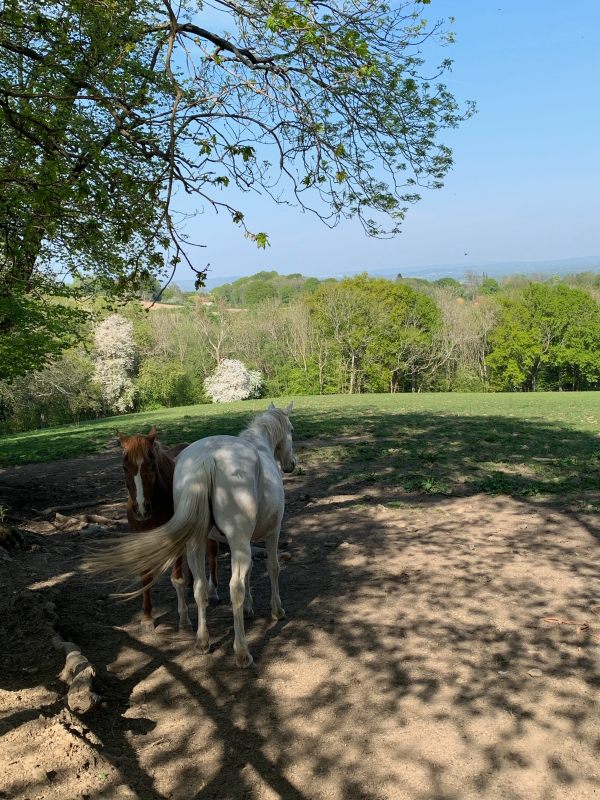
<box><xmin>2</xmin><ymin>411</ymin><xmax>600</xmax><ymax>799</ymax></box>
<box><xmin>290</xmin><ymin>408</ymin><xmax>600</xmax><ymax>500</ymax></box>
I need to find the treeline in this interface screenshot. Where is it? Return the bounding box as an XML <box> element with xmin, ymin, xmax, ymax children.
<box><xmin>1</xmin><ymin>271</ymin><xmax>600</xmax><ymax>433</ymax></box>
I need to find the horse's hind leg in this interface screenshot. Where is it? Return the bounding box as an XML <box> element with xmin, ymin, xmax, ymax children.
<box><xmin>207</xmin><ymin>538</ymin><xmax>220</xmax><ymax>605</ymax></box>
<box><xmin>171</xmin><ymin>556</ymin><xmax>192</xmax><ymax>632</ymax></box>
<box><xmin>243</xmin><ymin>552</ymin><xmax>254</xmax><ymax>619</ymax></box>
<box><xmin>141</xmin><ymin>573</ymin><xmax>155</xmax><ymax>633</ymax></box>
<box><xmin>265</xmin><ymin>528</ymin><xmax>285</xmax><ymax>621</ymax></box>
<box><xmin>230</xmin><ymin>540</ymin><xmax>253</xmax><ymax>668</ymax></box>
<box><xmin>187</xmin><ymin>542</ymin><xmax>210</xmax><ymax>653</ymax></box>
<box><xmin>183</xmin><ymin>553</ymin><xmax>194</xmax><ymax>603</ymax></box>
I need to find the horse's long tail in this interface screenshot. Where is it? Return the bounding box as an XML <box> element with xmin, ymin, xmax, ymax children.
<box><xmin>83</xmin><ymin>457</ymin><xmax>215</xmax><ymax>594</ymax></box>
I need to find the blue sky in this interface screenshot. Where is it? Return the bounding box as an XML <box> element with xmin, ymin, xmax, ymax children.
<box><xmin>175</xmin><ymin>1</ymin><xmax>600</xmax><ymax>282</ymax></box>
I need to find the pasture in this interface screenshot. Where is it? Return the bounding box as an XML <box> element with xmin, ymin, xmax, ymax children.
<box><xmin>1</xmin><ymin>393</ymin><xmax>600</xmax><ymax>800</ymax></box>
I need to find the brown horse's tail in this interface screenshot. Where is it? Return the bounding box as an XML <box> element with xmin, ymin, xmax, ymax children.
<box><xmin>83</xmin><ymin>456</ymin><xmax>215</xmax><ymax>594</ymax></box>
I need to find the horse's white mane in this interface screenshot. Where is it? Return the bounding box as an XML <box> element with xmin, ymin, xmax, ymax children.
<box><xmin>241</xmin><ymin>410</ymin><xmax>288</xmax><ymax>450</ymax></box>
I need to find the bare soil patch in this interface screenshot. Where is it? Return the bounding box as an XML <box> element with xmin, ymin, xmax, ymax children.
<box><xmin>1</xmin><ymin>448</ymin><xmax>600</xmax><ymax>800</ymax></box>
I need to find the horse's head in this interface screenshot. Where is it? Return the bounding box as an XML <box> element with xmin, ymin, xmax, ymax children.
<box><xmin>118</xmin><ymin>426</ymin><xmax>159</xmax><ymax>522</ymax></box>
<box><xmin>268</xmin><ymin>402</ymin><xmax>297</xmax><ymax>474</ymax></box>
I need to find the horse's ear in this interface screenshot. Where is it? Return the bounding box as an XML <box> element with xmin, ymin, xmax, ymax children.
<box><xmin>283</xmin><ymin>402</ymin><xmax>294</xmax><ymax>416</ymax></box>
<box><xmin>147</xmin><ymin>425</ymin><xmax>157</xmax><ymax>444</ymax></box>
<box><xmin>268</xmin><ymin>402</ymin><xmax>275</xmax><ymax>411</ymax></box>
<box><xmin>118</xmin><ymin>432</ymin><xmax>128</xmax><ymax>448</ymax></box>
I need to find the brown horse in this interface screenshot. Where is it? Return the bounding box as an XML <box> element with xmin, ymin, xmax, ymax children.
<box><xmin>119</xmin><ymin>426</ymin><xmax>219</xmax><ymax>632</ymax></box>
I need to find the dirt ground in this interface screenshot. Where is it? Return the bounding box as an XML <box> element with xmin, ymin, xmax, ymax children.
<box><xmin>1</xmin><ymin>441</ymin><xmax>600</xmax><ymax>800</ymax></box>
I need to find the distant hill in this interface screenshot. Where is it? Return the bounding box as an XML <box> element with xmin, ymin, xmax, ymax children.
<box><xmin>177</xmin><ymin>274</ymin><xmax>244</xmax><ymax>292</ymax></box>
<box><xmin>175</xmin><ymin>256</ymin><xmax>600</xmax><ymax>292</ymax></box>
<box><xmin>371</xmin><ymin>255</ymin><xmax>600</xmax><ymax>282</ymax></box>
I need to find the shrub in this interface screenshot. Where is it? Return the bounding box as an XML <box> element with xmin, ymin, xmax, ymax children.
<box><xmin>204</xmin><ymin>359</ymin><xmax>263</xmax><ymax>403</ymax></box>
<box><xmin>93</xmin><ymin>314</ymin><xmax>136</xmax><ymax>413</ymax></box>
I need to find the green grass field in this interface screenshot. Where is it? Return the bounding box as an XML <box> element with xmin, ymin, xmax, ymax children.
<box><xmin>1</xmin><ymin>393</ymin><xmax>599</xmax><ymax>500</ymax></box>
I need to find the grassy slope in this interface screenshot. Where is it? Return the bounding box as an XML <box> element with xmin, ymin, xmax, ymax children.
<box><xmin>1</xmin><ymin>393</ymin><xmax>599</xmax><ymax>501</ymax></box>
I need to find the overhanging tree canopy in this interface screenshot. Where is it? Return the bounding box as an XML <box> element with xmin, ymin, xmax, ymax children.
<box><xmin>0</xmin><ymin>0</ymin><xmax>473</xmax><ymax>378</ymax></box>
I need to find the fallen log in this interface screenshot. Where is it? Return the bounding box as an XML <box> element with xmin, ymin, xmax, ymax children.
<box><xmin>32</xmin><ymin>499</ymin><xmax>118</xmax><ymax>517</ymax></box>
<box><xmin>52</xmin><ymin>513</ymin><xmax>87</xmax><ymax>531</ymax></box>
<box><xmin>85</xmin><ymin>513</ymin><xmax>119</xmax><ymax>526</ymax></box>
<box><xmin>52</xmin><ymin>635</ymin><xmax>100</xmax><ymax>715</ymax></box>
<box><xmin>51</xmin><ymin>512</ymin><xmax>125</xmax><ymax>530</ymax></box>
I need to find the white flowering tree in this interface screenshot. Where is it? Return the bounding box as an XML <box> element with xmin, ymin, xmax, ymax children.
<box><xmin>204</xmin><ymin>359</ymin><xmax>263</xmax><ymax>404</ymax></box>
<box><xmin>93</xmin><ymin>315</ymin><xmax>137</xmax><ymax>413</ymax></box>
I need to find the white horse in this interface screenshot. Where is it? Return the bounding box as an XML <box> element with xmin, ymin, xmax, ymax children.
<box><xmin>85</xmin><ymin>402</ymin><xmax>296</xmax><ymax>667</ymax></box>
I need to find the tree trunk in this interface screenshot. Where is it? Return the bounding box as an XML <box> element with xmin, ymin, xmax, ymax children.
<box><xmin>2</xmin><ymin>41</ymin><xmax>108</xmax><ymax>309</ymax></box>
<box><xmin>529</xmin><ymin>357</ymin><xmax>541</xmax><ymax>392</ymax></box>
<box><xmin>318</xmin><ymin>354</ymin><xmax>325</xmax><ymax>395</ymax></box>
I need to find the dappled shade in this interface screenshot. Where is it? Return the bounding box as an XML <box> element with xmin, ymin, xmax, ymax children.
<box><xmin>1</xmin><ymin>403</ymin><xmax>600</xmax><ymax>798</ymax></box>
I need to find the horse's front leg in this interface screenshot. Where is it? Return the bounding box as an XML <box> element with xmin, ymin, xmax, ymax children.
<box><xmin>230</xmin><ymin>540</ymin><xmax>253</xmax><ymax>667</ymax></box>
<box><xmin>141</xmin><ymin>572</ymin><xmax>155</xmax><ymax>633</ymax></box>
<box><xmin>171</xmin><ymin>555</ymin><xmax>192</xmax><ymax>632</ymax></box>
<box><xmin>187</xmin><ymin>543</ymin><xmax>210</xmax><ymax>653</ymax></box>
<box><xmin>207</xmin><ymin>537</ymin><xmax>220</xmax><ymax>605</ymax></box>
<box><xmin>265</xmin><ymin>529</ymin><xmax>285</xmax><ymax>621</ymax></box>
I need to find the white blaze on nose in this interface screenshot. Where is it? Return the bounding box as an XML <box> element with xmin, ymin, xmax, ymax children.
<box><xmin>134</xmin><ymin>461</ymin><xmax>146</xmax><ymax>514</ymax></box>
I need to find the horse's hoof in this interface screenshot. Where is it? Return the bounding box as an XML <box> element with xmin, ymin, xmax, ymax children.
<box><xmin>195</xmin><ymin>639</ymin><xmax>210</xmax><ymax>654</ymax></box>
<box><xmin>208</xmin><ymin>595</ymin><xmax>220</xmax><ymax>606</ymax></box>
<box><xmin>235</xmin><ymin>651</ymin><xmax>254</xmax><ymax>669</ymax></box>
<box><xmin>179</xmin><ymin>616</ymin><xmax>193</xmax><ymax>633</ymax></box>
<box><xmin>244</xmin><ymin>607</ymin><xmax>255</xmax><ymax>620</ymax></box>
<box><xmin>140</xmin><ymin>618</ymin><xmax>155</xmax><ymax>634</ymax></box>
<box><xmin>271</xmin><ymin>607</ymin><xmax>286</xmax><ymax>621</ymax></box>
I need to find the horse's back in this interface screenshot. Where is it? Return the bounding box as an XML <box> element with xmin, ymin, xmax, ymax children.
<box><xmin>167</xmin><ymin>442</ymin><xmax>189</xmax><ymax>459</ymax></box>
<box><xmin>176</xmin><ymin>436</ymin><xmax>259</xmax><ymax>484</ymax></box>
<box><xmin>178</xmin><ymin>434</ymin><xmax>255</xmax><ymax>457</ymax></box>
<box><xmin>175</xmin><ymin>435</ymin><xmax>282</xmax><ymax>539</ymax></box>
